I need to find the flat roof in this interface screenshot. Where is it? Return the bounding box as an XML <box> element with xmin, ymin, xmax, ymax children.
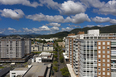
<box><xmin>12</xmin><ymin>68</ymin><xmax>28</xmax><ymax>71</ymax></box>
<box><xmin>23</xmin><ymin>63</ymin><xmax>47</xmax><ymax>77</ymax></box>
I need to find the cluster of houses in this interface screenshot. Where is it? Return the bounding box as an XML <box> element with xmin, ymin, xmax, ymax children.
<box><xmin>31</xmin><ymin>42</ymin><xmax>54</xmax><ymax>52</ymax></box>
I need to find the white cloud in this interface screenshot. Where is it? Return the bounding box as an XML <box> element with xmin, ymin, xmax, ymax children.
<box><xmin>81</xmin><ymin>0</ymin><xmax>116</xmax><ymax>15</ymax></box>
<box><xmin>39</xmin><ymin>0</ymin><xmax>60</xmax><ymax>9</ymax></box>
<box><xmin>0</xmin><ymin>9</ymin><xmax>24</xmax><ymax>20</ymax></box>
<box><xmin>97</xmin><ymin>25</ymin><xmax>104</xmax><ymax>27</ymax></box>
<box><xmin>0</xmin><ymin>0</ymin><xmax>41</xmax><ymax>7</ymax></box>
<box><xmin>62</xmin><ymin>27</ymin><xmax>73</xmax><ymax>31</ymax></box>
<box><xmin>39</xmin><ymin>25</ymin><xmax>50</xmax><ymax>31</ymax></box>
<box><xmin>47</xmin><ymin>23</ymin><xmax>61</xmax><ymax>27</ymax></box>
<box><xmin>23</xmin><ymin>25</ymin><xmax>50</xmax><ymax>33</ymax></box>
<box><xmin>92</xmin><ymin>16</ymin><xmax>110</xmax><ymax>23</ymax></box>
<box><xmin>86</xmin><ymin>25</ymin><xmax>95</xmax><ymax>27</ymax></box>
<box><xmin>91</xmin><ymin>0</ymin><xmax>116</xmax><ymax>15</ymax></box>
<box><xmin>110</xmin><ymin>19</ymin><xmax>116</xmax><ymax>24</ymax></box>
<box><xmin>51</xmin><ymin>27</ymin><xmax>59</xmax><ymax>31</ymax></box>
<box><xmin>26</xmin><ymin>13</ymin><xmax>64</xmax><ymax>23</ymax></box>
<box><xmin>8</xmin><ymin>27</ymin><xmax>16</xmax><ymax>30</ymax></box>
<box><xmin>26</xmin><ymin>13</ymin><xmax>91</xmax><ymax>24</ymax></box>
<box><xmin>65</xmin><ymin>13</ymin><xmax>91</xmax><ymax>24</ymax></box>
<box><xmin>23</xmin><ymin>28</ymin><xmax>32</xmax><ymax>32</ymax></box>
<box><xmin>59</xmin><ymin>1</ymin><xmax>86</xmax><ymax>15</ymax></box>
<box><xmin>80</xmin><ymin>0</ymin><xmax>105</xmax><ymax>8</ymax></box>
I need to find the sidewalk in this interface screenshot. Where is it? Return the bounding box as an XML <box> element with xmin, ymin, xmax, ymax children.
<box><xmin>66</xmin><ymin>64</ymin><xmax>76</xmax><ymax>77</ymax></box>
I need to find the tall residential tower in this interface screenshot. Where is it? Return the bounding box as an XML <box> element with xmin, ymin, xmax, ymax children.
<box><xmin>65</xmin><ymin>29</ymin><xmax>116</xmax><ymax>77</ymax></box>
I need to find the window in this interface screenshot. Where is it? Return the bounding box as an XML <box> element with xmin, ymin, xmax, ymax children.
<box><xmin>98</xmin><ymin>51</ymin><xmax>101</xmax><ymax>53</ymax></box>
<box><xmin>103</xmin><ymin>42</ymin><xmax>105</xmax><ymax>45</ymax></box>
<box><xmin>107</xmin><ymin>59</ymin><xmax>110</xmax><ymax>62</ymax></box>
<box><xmin>107</xmin><ymin>64</ymin><xmax>110</xmax><ymax>67</ymax></box>
<box><xmin>103</xmin><ymin>46</ymin><xmax>105</xmax><ymax>49</ymax></box>
<box><xmin>98</xmin><ymin>46</ymin><xmax>101</xmax><ymax>49</ymax></box>
<box><xmin>107</xmin><ymin>68</ymin><xmax>110</xmax><ymax>71</ymax></box>
<box><xmin>98</xmin><ymin>42</ymin><xmax>101</xmax><ymax>45</ymax></box>
<box><xmin>107</xmin><ymin>51</ymin><xmax>110</xmax><ymax>54</ymax></box>
<box><xmin>98</xmin><ymin>68</ymin><xmax>101</xmax><ymax>70</ymax></box>
<box><xmin>103</xmin><ymin>51</ymin><xmax>105</xmax><ymax>53</ymax></box>
<box><xmin>103</xmin><ymin>59</ymin><xmax>105</xmax><ymax>62</ymax></box>
<box><xmin>98</xmin><ymin>72</ymin><xmax>101</xmax><ymax>75</ymax></box>
<box><xmin>107</xmin><ymin>55</ymin><xmax>110</xmax><ymax>58</ymax></box>
<box><xmin>103</xmin><ymin>68</ymin><xmax>105</xmax><ymax>71</ymax></box>
<box><xmin>103</xmin><ymin>63</ymin><xmax>105</xmax><ymax>66</ymax></box>
<box><xmin>107</xmin><ymin>72</ymin><xmax>110</xmax><ymax>75</ymax></box>
<box><xmin>103</xmin><ymin>55</ymin><xmax>105</xmax><ymax>58</ymax></box>
<box><xmin>103</xmin><ymin>72</ymin><xmax>105</xmax><ymax>75</ymax></box>
<box><xmin>107</xmin><ymin>46</ymin><xmax>110</xmax><ymax>49</ymax></box>
<box><xmin>107</xmin><ymin>42</ymin><xmax>110</xmax><ymax>45</ymax></box>
<box><xmin>98</xmin><ymin>55</ymin><xmax>101</xmax><ymax>58</ymax></box>
<box><xmin>98</xmin><ymin>59</ymin><xmax>101</xmax><ymax>62</ymax></box>
<box><xmin>98</xmin><ymin>63</ymin><xmax>101</xmax><ymax>66</ymax></box>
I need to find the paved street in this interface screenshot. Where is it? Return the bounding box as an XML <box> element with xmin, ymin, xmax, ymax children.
<box><xmin>54</xmin><ymin>51</ymin><xmax>66</xmax><ymax>77</ymax></box>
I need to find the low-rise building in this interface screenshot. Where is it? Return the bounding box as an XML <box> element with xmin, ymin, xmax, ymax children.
<box><xmin>58</xmin><ymin>42</ymin><xmax>65</xmax><ymax>48</ymax></box>
<box><xmin>31</xmin><ymin>43</ymin><xmax>53</xmax><ymax>52</ymax></box>
<box><xmin>43</xmin><ymin>44</ymin><xmax>53</xmax><ymax>51</ymax></box>
<box><xmin>10</xmin><ymin>68</ymin><xmax>28</xmax><ymax>77</ymax></box>
<box><xmin>10</xmin><ymin>63</ymin><xmax>52</xmax><ymax>77</ymax></box>
<box><xmin>32</xmin><ymin>52</ymin><xmax>53</xmax><ymax>63</ymax></box>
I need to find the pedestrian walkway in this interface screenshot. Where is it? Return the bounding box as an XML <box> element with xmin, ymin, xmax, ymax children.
<box><xmin>66</xmin><ymin>64</ymin><xmax>76</xmax><ymax>77</ymax></box>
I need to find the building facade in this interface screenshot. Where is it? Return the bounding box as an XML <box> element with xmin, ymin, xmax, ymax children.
<box><xmin>0</xmin><ymin>37</ymin><xmax>31</xmax><ymax>59</ymax></box>
<box><xmin>65</xmin><ymin>29</ymin><xmax>116</xmax><ymax>77</ymax></box>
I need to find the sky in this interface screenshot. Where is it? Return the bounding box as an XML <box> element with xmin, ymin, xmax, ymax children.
<box><xmin>0</xmin><ymin>0</ymin><xmax>116</xmax><ymax>35</ymax></box>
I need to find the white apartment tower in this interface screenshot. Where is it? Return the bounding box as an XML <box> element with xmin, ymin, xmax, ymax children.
<box><xmin>65</xmin><ymin>29</ymin><xmax>116</xmax><ymax>77</ymax></box>
<box><xmin>0</xmin><ymin>37</ymin><xmax>31</xmax><ymax>59</ymax></box>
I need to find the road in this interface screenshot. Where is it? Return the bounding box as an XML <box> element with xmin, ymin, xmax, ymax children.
<box><xmin>54</xmin><ymin>50</ymin><xmax>66</xmax><ymax>77</ymax></box>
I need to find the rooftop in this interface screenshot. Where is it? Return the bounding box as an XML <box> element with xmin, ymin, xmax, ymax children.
<box><xmin>12</xmin><ymin>68</ymin><xmax>28</xmax><ymax>71</ymax></box>
<box><xmin>23</xmin><ymin>63</ymin><xmax>47</xmax><ymax>77</ymax></box>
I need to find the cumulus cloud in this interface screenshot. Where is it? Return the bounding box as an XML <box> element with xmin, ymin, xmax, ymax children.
<box><xmin>80</xmin><ymin>0</ymin><xmax>116</xmax><ymax>15</ymax></box>
<box><xmin>8</xmin><ymin>27</ymin><xmax>16</xmax><ymax>30</ymax></box>
<box><xmin>65</xmin><ymin>13</ymin><xmax>91</xmax><ymax>24</ymax></box>
<box><xmin>90</xmin><ymin>0</ymin><xmax>116</xmax><ymax>15</ymax></box>
<box><xmin>51</xmin><ymin>27</ymin><xmax>59</xmax><ymax>31</ymax></box>
<box><xmin>47</xmin><ymin>23</ymin><xmax>61</xmax><ymax>27</ymax></box>
<box><xmin>62</xmin><ymin>27</ymin><xmax>73</xmax><ymax>31</ymax></box>
<box><xmin>23</xmin><ymin>25</ymin><xmax>50</xmax><ymax>33</ymax></box>
<box><xmin>26</xmin><ymin>13</ymin><xmax>64</xmax><ymax>23</ymax></box>
<box><xmin>39</xmin><ymin>25</ymin><xmax>50</xmax><ymax>31</ymax></box>
<box><xmin>26</xmin><ymin>13</ymin><xmax>91</xmax><ymax>24</ymax></box>
<box><xmin>39</xmin><ymin>0</ymin><xmax>60</xmax><ymax>9</ymax></box>
<box><xmin>86</xmin><ymin>25</ymin><xmax>95</xmax><ymax>27</ymax></box>
<box><xmin>0</xmin><ymin>0</ymin><xmax>41</xmax><ymax>7</ymax></box>
<box><xmin>59</xmin><ymin>1</ymin><xmax>86</xmax><ymax>15</ymax></box>
<box><xmin>92</xmin><ymin>16</ymin><xmax>110</xmax><ymax>23</ymax></box>
<box><xmin>0</xmin><ymin>9</ymin><xmax>24</xmax><ymax>20</ymax></box>
<box><xmin>23</xmin><ymin>28</ymin><xmax>32</xmax><ymax>32</ymax></box>
<box><xmin>80</xmin><ymin>0</ymin><xmax>105</xmax><ymax>8</ymax></box>
<box><xmin>110</xmin><ymin>19</ymin><xmax>116</xmax><ymax>24</ymax></box>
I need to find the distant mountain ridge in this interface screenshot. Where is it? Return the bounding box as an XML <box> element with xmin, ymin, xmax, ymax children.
<box><xmin>1</xmin><ymin>25</ymin><xmax>116</xmax><ymax>38</ymax></box>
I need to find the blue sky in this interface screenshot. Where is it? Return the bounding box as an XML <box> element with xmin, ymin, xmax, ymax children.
<box><xmin>0</xmin><ymin>0</ymin><xmax>116</xmax><ymax>35</ymax></box>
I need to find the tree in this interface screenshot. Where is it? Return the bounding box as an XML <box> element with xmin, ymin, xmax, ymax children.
<box><xmin>53</xmin><ymin>61</ymin><xmax>58</xmax><ymax>66</ymax></box>
<box><xmin>53</xmin><ymin>66</ymin><xmax>58</xmax><ymax>72</ymax></box>
<box><xmin>60</xmin><ymin>67</ymin><xmax>70</xmax><ymax>77</ymax></box>
<box><xmin>60</xmin><ymin>56</ymin><xmax>64</xmax><ymax>63</ymax></box>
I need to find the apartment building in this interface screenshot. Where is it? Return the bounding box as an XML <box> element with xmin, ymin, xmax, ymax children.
<box><xmin>0</xmin><ymin>37</ymin><xmax>31</xmax><ymax>59</ymax></box>
<box><xmin>65</xmin><ymin>29</ymin><xmax>116</xmax><ymax>77</ymax></box>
